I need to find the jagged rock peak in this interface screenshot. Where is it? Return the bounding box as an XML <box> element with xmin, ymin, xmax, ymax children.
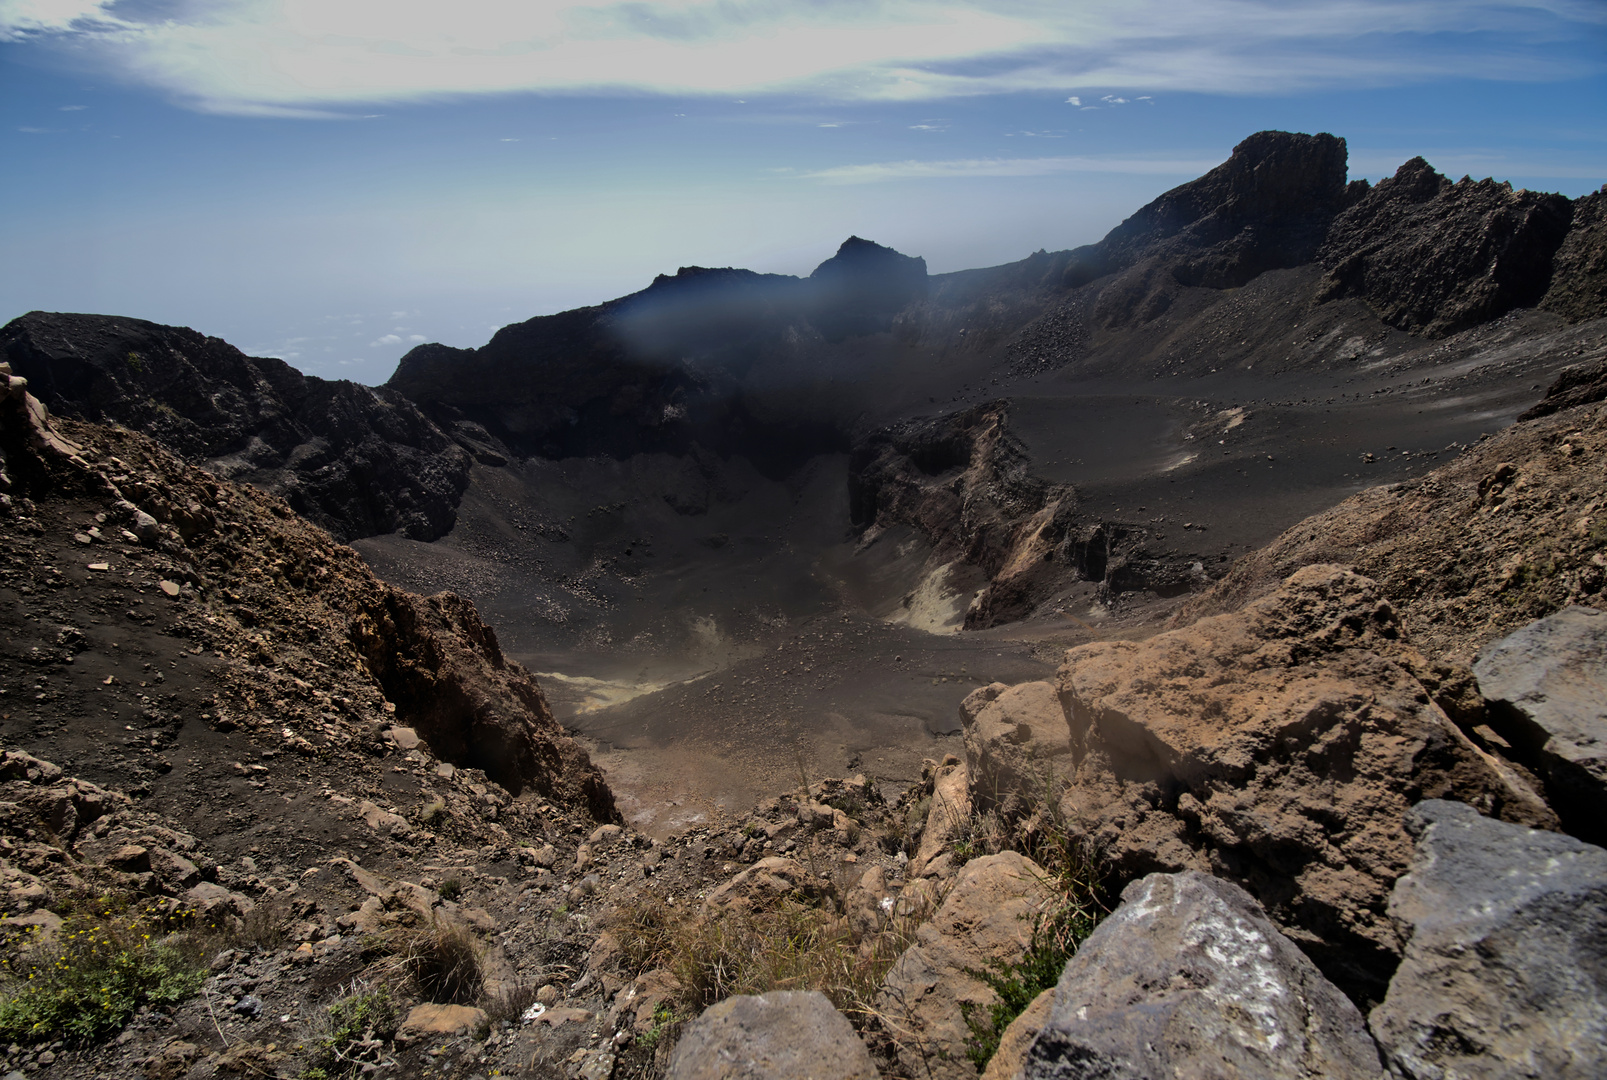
<box><xmin>810</xmin><ymin>236</ymin><xmax>928</xmax><ymax>282</ymax></box>
<box><xmin>641</xmin><ymin>265</ymin><xmax>795</xmax><ymax>294</ymax></box>
<box><xmin>1103</xmin><ymin>130</ymin><xmax>1350</xmax><ymax>253</ymax></box>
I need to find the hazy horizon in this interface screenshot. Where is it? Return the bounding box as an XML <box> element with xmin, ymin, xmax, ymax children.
<box><xmin>3</xmin><ymin>0</ymin><xmax>1604</xmax><ymax>384</ymax></box>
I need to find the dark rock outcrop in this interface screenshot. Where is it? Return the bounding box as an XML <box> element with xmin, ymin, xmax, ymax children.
<box><xmin>1370</xmin><ymin>800</ymin><xmax>1607</xmax><ymax>1080</ymax></box>
<box><xmin>1061</xmin><ymin>130</ymin><xmax>1354</xmax><ymax>327</ymax></box>
<box><xmin>1473</xmin><ymin>605</ymin><xmax>1607</xmax><ymax>844</ymax></box>
<box><xmin>1315</xmin><ymin>158</ymin><xmax>1575</xmax><ymax>335</ymax></box>
<box><xmin>0</xmin><ymin>311</ymin><xmax>476</xmax><ymax>541</ymax></box>
<box><xmin>1542</xmin><ymin>187</ymin><xmax>1607</xmax><ymax>322</ymax></box>
<box><xmin>1024</xmin><ymin>870</ymin><xmax>1384</xmax><ymax>1080</ymax></box>
<box><xmin>1519</xmin><ymin>355</ymin><xmax>1607</xmax><ymax>420</ymax></box>
<box><xmin>809</xmin><ymin>235</ymin><xmax>929</xmax><ymax>340</ymax></box>
<box><xmin>666</xmin><ymin>990</ymin><xmax>880</xmax><ymax>1080</ymax></box>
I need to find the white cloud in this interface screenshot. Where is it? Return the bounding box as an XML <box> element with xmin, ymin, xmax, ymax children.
<box><xmin>408</xmin><ymin>334</ymin><xmax>426</xmax><ymax>342</ymax></box>
<box><xmin>1066</xmin><ymin>95</ymin><xmax>1081</xmax><ymax>106</ymax></box>
<box><xmin>372</xmin><ymin>333</ymin><xmax>402</xmax><ymax>346</ymax></box>
<box><xmin>804</xmin><ymin>154</ymin><xmax>1221</xmax><ymax>184</ymax></box>
<box><xmin>58</xmin><ymin>103</ymin><xmax>86</xmax><ymax>110</ymax></box>
<box><xmin>0</xmin><ymin>0</ymin><xmax>118</xmax><ymax>40</ymax></box>
<box><xmin>1</xmin><ymin>1</ymin><xmax>1599</xmax><ymax>114</ymax></box>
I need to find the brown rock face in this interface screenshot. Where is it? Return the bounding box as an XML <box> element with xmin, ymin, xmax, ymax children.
<box><xmin>1054</xmin><ymin>565</ymin><xmax>1552</xmax><ymax>1002</ymax></box>
<box><xmin>961</xmin><ymin>681</ymin><xmax>1071</xmax><ymax>817</ymax></box>
<box><xmin>0</xmin><ymin>372</ymin><xmax>616</xmax><ymax>821</ymax></box>
<box><xmin>349</xmin><ymin>587</ymin><xmax>613</xmax><ymax>814</ymax></box>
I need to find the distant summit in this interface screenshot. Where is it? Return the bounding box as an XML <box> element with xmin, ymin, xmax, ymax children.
<box><xmin>809</xmin><ymin>236</ymin><xmax>929</xmax><ymax>341</ymax></box>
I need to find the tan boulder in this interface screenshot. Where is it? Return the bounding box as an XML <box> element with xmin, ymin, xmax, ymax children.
<box><xmin>704</xmin><ymin>857</ymin><xmax>819</xmax><ymax>913</ymax></box>
<box><xmin>961</xmin><ymin>681</ymin><xmax>1071</xmax><ymax>817</ymax></box>
<box><xmin>359</xmin><ymin>800</ymin><xmax>410</xmax><ymax>836</ymax></box>
<box><xmin>876</xmin><ymin>851</ymin><xmax>1055</xmax><ymax>1080</ymax></box>
<box><xmin>667</xmin><ymin>990</ymin><xmax>879</xmax><ymax>1080</ymax></box>
<box><xmin>396</xmin><ymin>1003</ymin><xmax>487</xmax><ymax>1043</ymax></box>
<box><xmin>910</xmin><ymin>756</ymin><xmax>971</xmax><ymax>878</ymax></box>
<box><xmin>1055</xmin><ymin>564</ymin><xmax>1554</xmax><ymax>1000</ymax></box>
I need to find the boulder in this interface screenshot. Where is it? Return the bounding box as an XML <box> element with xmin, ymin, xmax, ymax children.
<box><xmin>1473</xmin><ymin>604</ymin><xmax>1607</xmax><ymax>843</ymax></box>
<box><xmin>665</xmin><ymin>990</ymin><xmax>879</xmax><ymax>1080</ymax></box>
<box><xmin>1369</xmin><ymin>800</ymin><xmax>1607</xmax><ymax>1080</ymax></box>
<box><xmin>396</xmin><ymin>1003</ymin><xmax>488</xmax><ymax>1043</ymax></box>
<box><xmin>877</xmin><ymin>852</ymin><xmax>1055</xmax><ymax>1080</ymax></box>
<box><xmin>910</xmin><ymin>757</ymin><xmax>972</xmax><ymax>878</ymax></box>
<box><xmin>961</xmin><ymin>682</ymin><xmax>1072</xmax><ymax>819</ymax></box>
<box><xmin>1053</xmin><ymin>565</ymin><xmax>1551</xmax><ymax>1000</ymax></box>
<box><xmin>1025</xmin><ymin>871</ymin><xmax>1384</xmax><ymax>1080</ymax></box>
<box><xmin>704</xmin><ymin>857</ymin><xmax>820</xmax><ymax>913</ymax></box>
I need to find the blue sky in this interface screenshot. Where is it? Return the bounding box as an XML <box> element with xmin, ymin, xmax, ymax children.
<box><xmin>2</xmin><ymin>1</ymin><xmax>1604</xmax><ymax>382</ymax></box>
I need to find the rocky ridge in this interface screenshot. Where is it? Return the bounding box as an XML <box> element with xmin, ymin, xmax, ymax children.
<box><xmin>0</xmin><ymin>312</ymin><xmax>488</xmax><ymax>543</ymax></box>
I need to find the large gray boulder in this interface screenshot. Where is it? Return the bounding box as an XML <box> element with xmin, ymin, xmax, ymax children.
<box><xmin>1369</xmin><ymin>799</ymin><xmax>1607</xmax><ymax>1080</ymax></box>
<box><xmin>1024</xmin><ymin>871</ymin><xmax>1384</xmax><ymax>1080</ymax></box>
<box><xmin>1474</xmin><ymin>604</ymin><xmax>1607</xmax><ymax>843</ymax></box>
<box><xmin>665</xmin><ymin>990</ymin><xmax>880</xmax><ymax>1080</ymax></box>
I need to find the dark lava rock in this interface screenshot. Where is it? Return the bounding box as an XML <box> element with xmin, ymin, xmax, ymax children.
<box><xmin>1024</xmin><ymin>870</ymin><xmax>1384</xmax><ymax>1080</ymax></box>
<box><xmin>1473</xmin><ymin>604</ymin><xmax>1607</xmax><ymax>843</ymax></box>
<box><xmin>666</xmin><ymin>990</ymin><xmax>880</xmax><ymax>1080</ymax></box>
<box><xmin>0</xmin><ymin>311</ymin><xmax>475</xmax><ymax>541</ymax></box>
<box><xmin>1062</xmin><ymin>130</ymin><xmax>1353</xmax><ymax>326</ymax></box>
<box><xmin>1519</xmin><ymin>356</ymin><xmax>1607</xmax><ymax>421</ymax></box>
<box><xmin>1315</xmin><ymin>158</ymin><xmax>1575</xmax><ymax>336</ymax></box>
<box><xmin>1541</xmin><ymin>186</ymin><xmax>1607</xmax><ymax>322</ymax></box>
<box><xmin>808</xmin><ymin>235</ymin><xmax>929</xmax><ymax>340</ymax></box>
<box><xmin>1370</xmin><ymin>800</ymin><xmax>1607</xmax><ymax>1080</ymax></box>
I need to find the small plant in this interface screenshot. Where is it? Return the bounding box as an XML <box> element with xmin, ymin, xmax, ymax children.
<box><xmin>437</xmin><ymin>878</ymin><xmax>463</xmax><ymax>902</ymax></box>
<box><xmin>125</xmin><ymin>351</ymin><xmax>144</xmax><ymax>373</ymax></box>
<box><xmin>0</xmin><ymin>897</ymin><xmax>205</xmax><ymax>1044</ymax></box>
<box><xmin>310</xmin><ymin>982</ymin><xmax>397</xmax><ymax>1077</ymax></box>
<box><xmin>418</xmin><ymin>799</ymin><xmax>446</xmax><ymax>826</ymax></box>
<box><xmin>637</xmin><ymin>1003</ymin><xmax>676</xmax><ymax>1051</ymax></box>
<box><xmin>961</xmin><ymin>897</ymin><xmax>1101</xmax><ymax>1069</ymax></box>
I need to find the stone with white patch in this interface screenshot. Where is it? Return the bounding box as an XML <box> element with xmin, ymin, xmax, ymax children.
<box><xmin>1024</xmin><ymin>870</ymin><xmax>1383</xmax><ymax>1080</ymax></box>
<box><xmin>1369</xmin><ymin>799</ymin><xmax>1607</xmax><ymax>1080</ymax></box>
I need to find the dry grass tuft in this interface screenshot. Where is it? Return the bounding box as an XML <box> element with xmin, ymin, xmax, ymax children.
<box><xmin>384</xmin><ymin>919</ymin><xmax>484</xmax><ymax>1004</ymax></box>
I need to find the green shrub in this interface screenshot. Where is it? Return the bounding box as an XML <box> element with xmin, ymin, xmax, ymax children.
<box><xmin>0</xmin><ymin>900</ymin><xmax>206</xmax><ymax>1044</ymax></box>
<box><xmin>437</xmin><ymin>878</ymin><xmax>462</xmax><ymax>902</ymax></box>
<box><xmin>961</xmin><ymin>898</ymin><xmax>1099</xmax><ymax>1069</ymax></box>
<box><xmin>310</xmin><ymin>983</ymin><xmax>397</xmax><ymax>1077</ymax></box>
